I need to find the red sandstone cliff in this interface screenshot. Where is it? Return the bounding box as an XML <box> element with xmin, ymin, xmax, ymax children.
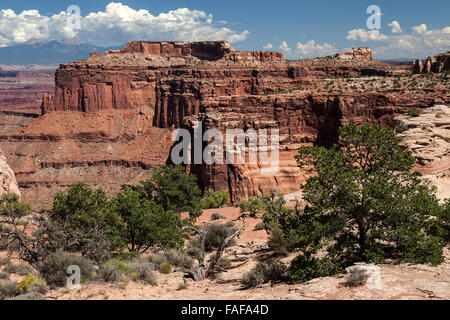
<box><xmin>2</xmin><ymin>41</ymin><xmax>448</xmax><ymax>209</ymax></box>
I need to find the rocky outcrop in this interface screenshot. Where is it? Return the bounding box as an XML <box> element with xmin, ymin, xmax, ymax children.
<box><xmin>0</xmin><ymin>148</ymin><xmax>20</xmax><ymax>197</ymax></box>
<box><xmin>335</xmin><ymin>47</ymin><xmax>372</xmax><ymax>61</ymax></box>
<box><xmin>395</xmin><ymin>105</ymin><xmax>450</xmax><ymax>170</ymax></box>
<box><xmin>3</xmin><ymin>41</ymin><xmax>448</xmax><ymax>209</ymax></box>
<box><xmin>0</xmin><ymin>69</ymin><xmax>54</xmax><ymax>113</ymax></box>
<box><xmin>413</xmin><ymin>59</ymin><xmax>423</xmax><ymax>74</ymax></box>
<box><xmin>413</xmin><ymin>53</ymin><xmax>450</xmax><ymax>74</ymax></box>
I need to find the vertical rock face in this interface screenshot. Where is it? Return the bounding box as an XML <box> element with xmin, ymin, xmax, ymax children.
<box><xmin>413</xmin><ymin>59</ymin><xmax>423</xmax><ymax>74</ymax></box>
<box><xmin>0</xmin><ymin>148</ymin><xmax>20</xmax><ymax>197</ymax></box>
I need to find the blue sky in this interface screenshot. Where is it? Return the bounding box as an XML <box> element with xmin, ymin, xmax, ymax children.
<box><xmin>1</xmin><ymin>0</ymin><xmax>449</xmax><ymax>59</ymax></box>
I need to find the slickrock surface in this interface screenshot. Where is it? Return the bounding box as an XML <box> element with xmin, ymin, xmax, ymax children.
<box><xmin>1</xmin><ymin>41</ymin><xmax>449</xmax><ymax>210</ymax></box>
<box><xmin>395</xmin><ymin>104</ymin><xmax>450</xmax><ymax>200</ymax></box>
<box><xmin>0</xmin><ymin>148</ymin><xmax>20</xmax><ymax>197</ymax></box>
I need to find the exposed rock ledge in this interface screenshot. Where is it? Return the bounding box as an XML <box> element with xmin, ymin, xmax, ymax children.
<box><xmin>396</xmin><ymin>105</ymin><xmax>449</xmax><ymax>168</ymax></box>
<box><xmin>395</xmin><ymin>105</ymin><xmax>450</xmax><ymax>200</ymax></box>
<box><xmin>0</xmin><ymin>148</ymin><xmax>20</xmax><ymax>197</ymax></box>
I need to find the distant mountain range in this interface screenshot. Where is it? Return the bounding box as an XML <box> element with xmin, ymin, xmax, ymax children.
<box><xmin>0</xmin><ymin>39</ymin><xmax>121</xmax><ymax>66</ymax></box>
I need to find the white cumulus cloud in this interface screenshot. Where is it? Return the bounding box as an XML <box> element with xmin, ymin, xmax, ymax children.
<box><xmin>278</xmin><ymin>41</ymin><xmax>291</xmax><ymax>54</ymax></box>
<box><xmin>412</xmin><ymin>23</ymin><xmax>428</xmax><ymax>35</ymax></box>
<box><xmin>388</xmin><ymin>21</ymin><xmax>402</xmax><ymax>33</ymax></box>
<box><xmin>262</xmin><ymin>43</ymin><xmax>273</xmax><ymax>50</ymax></box>
<box><xmin>346</xmin><ymin>29</ymin><xmax>389</xmax><ymax>42</ymax></box>
<box><xmin>276</xmin><ymin>40</ymin><xmax>338</xmax><ymax>59</ymax></box>
<box><xmin>346</xmin><ymin>22</ymin><xmax>450</xmax><ymax>58</ymax></box>
<box><xmin>295</xmin><ymin>40</ymin><xmax>337</xmax><ymax>58</ymax></box>
<box><xmin>0</xmin><ymin>2</ymin><xmax>250</xmax><ymax>47</ymax></box>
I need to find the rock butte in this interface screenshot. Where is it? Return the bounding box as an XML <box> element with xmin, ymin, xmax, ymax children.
<box><xmin>0</xmin><ymin>41</ymin><xmax>449</xmax><ymax>211</ymax></box>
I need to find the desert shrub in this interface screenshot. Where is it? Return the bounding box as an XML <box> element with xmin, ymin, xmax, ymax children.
<box><xmin>242</xmin><ymin>269</ymin><xmax>265</xmax><ymax>288</ymax></box>
<box><xmin>160</xmin><ymin>262</ymin><xmax>173</xmax><ymax>274</ymax></box>
<box><xmin>0</xmin><ymin>258</ymin><xmax>10</xmax><ymax>266</ymax></box>
<box><xmin>137</xmin><ymin>165</ymin><xmax>203</xmax><ymax>220</ymax></box>
<box><xmin>210</xmin><ymin>212</ymin><xmax>226</xmax><ymax>221</ymax></box>
<box><xmin>50</xmin><ymin>182</ymin><xmax>118</xmax><ymax>262</ymax></box>
<box><xmin>395</xmin><ymin>122</ymin><xmax>409</xmax><ymax>134</ymax></box>
<box><xmin>239</xmin><ymin>198</ymin><xmax>266</xmax><ymax>218</ymax></box>
<box><xmin>129</xmin><ymin>259</ymin><xmax>158</xmax><ymax>285</ymax></box>
<box><xmin>344</xmin><ymin>269</ymin><xmax>369</xmax><ymax>288</ymax></box>
<box><xmin>201</xmin><ymin>190</ymin><xmax>229</xmax><ymax>209</ymax></box>
<box><xmin>0</xmin><ymin>272</ymin><xmax>10</xmax><ymax>280</ymax></box>
<box><xmin>39</xmin><ymin>251</ymin><xmax>94</xmax><ymax>288</ymax></box>
<box><xmin>406</xmin><ymin>108</ymin><xmax>421</xmax><ymax>117</ymax></box>
<box><xmin>16</xmin><ymin>275</ymin><xmax>48</xmax><ymax>295</ymax></box>
<box><xmin>254</xmin><ymin>222</ymin><xmax>266</xmax><ymax>231</ymax></box>
<box><xmin>0</xmin><ymin>280</ymin><xmax>18</xmax><ymax>300</ymax></box>
<box><xmin>98</xmin><ymin>259</ymin><xmax>127</xmax><ymax>283</ymax></box>
<box><xmin>99</xmin><ymin>258</ymin><xmax>157</xmax><ymax>285</ymax></box>
<box><xmin>6</xmin><ymin>292</ymin><xmax>45</xmax><ymax>300</ymax></box>
<box><xmin>150</xmin><ymin>249</ymin><xmax>194</xmax><ymax>269</ymax></box>
<box><xmin>103</xmin><ymin>186</ymin><xmax>184</xmax><ymax>254</ymax></box>
<box><xmin>289</xmin><ymin>256</ymin><xmax>342</xmax><ymax>284</ymax></box>
<box><xmin>242</xmin><ymin>260</ymin><xmax>287</xmax><ymax>288</ymax></box>
<box><xmin>99</xmin><ymin>259</ymin><xmax>133</xmax><ymax>283</ymax></box>
<box><xmin>190</xmin><ymin>223</ymin><xmax>237</xmax><ymax>252</ymax></box>
<box><xmin>4</xmin><ymin>262</ymin><xmax>33</xmax><ymax>276</ymax></box>
<box><xmin>217</xmin><ymin>257</ymin><xmax>232</xmax><ymax>268</ymax></box>
<box><xmin>186</xmin><ymin>247</ymin><xmax>203</xmax><ymax>260</ymax></box>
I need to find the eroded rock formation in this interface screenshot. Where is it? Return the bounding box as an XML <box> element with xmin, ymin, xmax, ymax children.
<box><xmin>335</xmin><ymin>47</ymin><xmax>372</xmax><ymax>61</ymax></box>
<box><xmin>0</xmin><ymin>148</ymin><xmax>20</xmax><ymax>197</ymax></box>
<box><xmin>2</xmin><ymin>41</ymin><xmax>449</xmax><ymax>210</ymax></box>
<box><xmin>413</xmin><ymin>52</ymin><xmax>450</xmax><ymax>74</ymax></box>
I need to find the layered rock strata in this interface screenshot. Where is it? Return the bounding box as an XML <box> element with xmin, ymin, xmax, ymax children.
<box><xmin>1</xmin><ymin>41</ymin><xmax>449</xmax><ymax>209</ymax></box>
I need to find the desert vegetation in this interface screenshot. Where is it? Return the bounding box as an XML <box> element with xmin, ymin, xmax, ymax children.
<box><xmin>239</xmin><ymin>124</ymin><xmax>449</xmax><ymax>285</ymax></box>
<box><xmin>0</xmin><ymin>125</ymin><xmax>449</xmax><ymax>299</ymax></box>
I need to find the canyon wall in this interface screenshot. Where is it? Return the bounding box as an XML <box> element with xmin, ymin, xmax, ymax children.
<box><xmin>0</xmin><ymin>69</ymin><xmax>54</xmax><ymax>113</ymax></box>
<box><xmin>3</xmin><ymin>41</ymin><xmax>448</xmax><ymax>209</ymax></box>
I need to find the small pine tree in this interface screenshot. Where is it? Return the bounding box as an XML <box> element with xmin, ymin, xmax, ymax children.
<box><xmin>293</xmin><ymin>124</ymin><xmax>445</xmax><ymax>267</ymax></box>
<box><xmin>103</xmin><ymin>186</ymin><xmax>183</xmax><ymax>254</ymax></box>
<box><xmin>137</xmin><ymin>165</ymin><xmax>203</xmax><ymax>220</ymax></box>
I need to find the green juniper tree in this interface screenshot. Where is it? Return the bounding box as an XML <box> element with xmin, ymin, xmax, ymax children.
<box><xmin>294</xmin><ymin>124</ymin><xmax>444</xmax><ymax>272</ymax></box>
<box><xmin>137</xmin><ymin>165</ymin><xmax>203</xmax><ymax>220</ymax></box>
<box><xmin>103</xmin><ymin>186</ymin><xmax>183</xmax><ymax>254</ymax></box>
<box><xmin>248</xmin><ymin>124</ymin><xmax>447</xmax><ymax>283</ymax></box>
